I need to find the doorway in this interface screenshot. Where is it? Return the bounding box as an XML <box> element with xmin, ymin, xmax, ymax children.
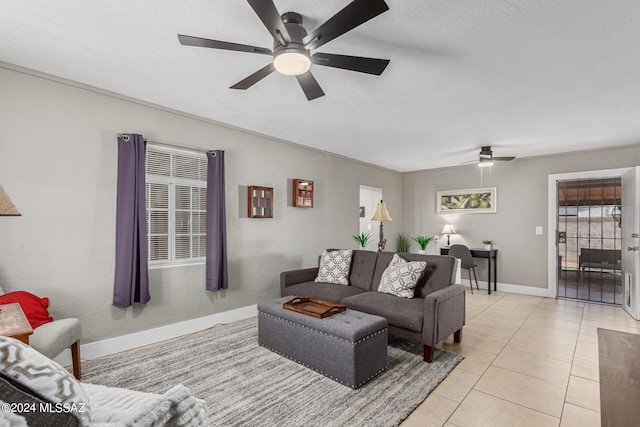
<box><xmin>359</xmin><ymin>186</ymin><xmax>382</xmax><ymax>236</ymax></box>
<box><xmin>556</xmin><ymin>178</ymin><xmax>622</xmax><ymax>304</ymax></box>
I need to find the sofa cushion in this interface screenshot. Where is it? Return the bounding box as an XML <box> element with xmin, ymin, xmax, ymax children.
<box><xmin>1</xmin><ymin>373</ymin><xmax>81</xmax><ymax>427</ymax></box>
<box><xmin>315</xmin><ymin>250</ymin><xmax>353</xmax><ymax>285</ymax></box>
<box><xmin>342</xmin><ymin>292</ymin><xmax>425</xmax><ymax>333</ymax></box>
<box><xmin>283</xmin><ymin>281</ymin><xmax>366</xmax><ymax>303</ymax></box>
<box><xmin>0</xmin><ymin>336</ymin><xmax>91</xmax><ymax>426</ymax></box>
<box><xmin>347</xmin><ymin>250</ymin><xmax>379</xmax><ymax>291</ymax></box>
<box><xmin>378</xmin><ymin>254</ymin><xmax>427</xmax><ymax>298</ymax></box>
<box><xmin>372</xmin><ymin>253</ymin><xmax>456</xmax><ymax>298</ymax></box>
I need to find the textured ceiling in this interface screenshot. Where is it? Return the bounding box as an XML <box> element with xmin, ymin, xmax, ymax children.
<box><xmin>1</xmin><ymin>0</ymin><xmax>639</xmax><ymax>171</ymax></box>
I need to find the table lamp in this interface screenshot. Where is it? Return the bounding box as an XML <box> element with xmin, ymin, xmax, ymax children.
<box><xmin>0</xmin><ymin>184</ymin><xmax>21</xmax><ymax>216</ymax></box>
<box><xmin>441</xmin><ymin>224</ymin><xmax>456</xmax><ymax>246</ymax></box>
<box><xmin>371</xmin><ymin>200</ymin><xmax>392</xmax><ymax>252</ymax></box>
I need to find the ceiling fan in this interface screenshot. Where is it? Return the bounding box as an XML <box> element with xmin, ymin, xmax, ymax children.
<box><xmin>178</xmin><ymin>0</ymin><xmax>390</xmax><ymax>101</ymax></box>
<box><xmin>465</xmin><ymin>146</ymin><xmax>516</xmax><ymax>167</ymax></box>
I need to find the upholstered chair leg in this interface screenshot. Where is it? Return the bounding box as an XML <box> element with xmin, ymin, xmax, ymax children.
<box><xmin>423</xmin><ymin>345</ymin><xmax>434</xmax><ymax>363</ymax></box>
<box><xmin>467</xmin><ymin>268</ymin><xmax>473</xmax><ymax>294</ymax></box>
<box><xmin>71</xmin><ymin>340</ymin><xmax>81</xmax><ymax>380</ymax></box>
<box><xmin>454</xmin><ymin>328</ymin><xmax>462</xmax><ymax>343</ymax></box>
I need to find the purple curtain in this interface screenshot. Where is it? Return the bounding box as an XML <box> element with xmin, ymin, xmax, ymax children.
<box><xmin>113</xmin><ymin>134</ymin><xmax>150</xmax><ymax>307</ymax></box>
<box><xmin>206</xmin><ymin>150</ymin><xmax>228</xmax><ymax>291</ymax></box>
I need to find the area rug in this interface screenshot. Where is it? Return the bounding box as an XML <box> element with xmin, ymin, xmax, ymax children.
<box><xmin>598</xmin><ymin>328</ymin><xmax>640</xmax><ymax>427</ymax></box>
<box><xmin>82</xmin><ymin>318</ymin><xmax>463</xmax><ymax>427</ymax></box>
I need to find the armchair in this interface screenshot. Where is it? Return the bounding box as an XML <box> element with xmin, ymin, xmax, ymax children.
<box><xmin>0</xmin><ymin>284</ymin><xmax>82</xmax><ymax>379</ymax></box>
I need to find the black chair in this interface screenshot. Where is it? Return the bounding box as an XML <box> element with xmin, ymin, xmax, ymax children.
<box><xmin>449</xmin><ymin>244</ymin><xmax>480</xmax><ymax>294</ymax></box>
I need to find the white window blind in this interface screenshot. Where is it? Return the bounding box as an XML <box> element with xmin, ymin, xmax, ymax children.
<box><xmin>146</xmin><ymin>145</ymin><xmax>207</xmax><ymax>266</ymax></box>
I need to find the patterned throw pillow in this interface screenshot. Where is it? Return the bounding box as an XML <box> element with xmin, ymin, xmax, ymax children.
<box><xmin>315</xmin><ymin>249</ymin><xmax>353</xmax><ymax>286</ymax></box>
<box><xmin>0</xmin><ymin>336</ymin><xmax>91</xmax><ymax>426</ymax></box>
<box><xmin>378</xmin><ymin>254</ymin><xmax>427</xmax><ymax>298</ymax></box>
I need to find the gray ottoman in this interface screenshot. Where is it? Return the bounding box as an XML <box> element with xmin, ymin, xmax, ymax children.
<box><xmin>258</xmin><ymin>296</ymin><xmax>388</xmax><ymax>389</ymax></box>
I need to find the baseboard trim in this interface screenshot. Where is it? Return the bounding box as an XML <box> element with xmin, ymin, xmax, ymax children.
<box><xmin>53</xmin><ymin>281</ymin><xmax>552</xmax><ymax>367</ymax></box>
<box><xmin>54</xmin><ymin>304</ymin><xmax>258</xmax><ymax>367</ymax></box>
<box><xmin>464</xmin><ymin>281</ymin><xmax>553</xmax><ymax>298</ymax></box>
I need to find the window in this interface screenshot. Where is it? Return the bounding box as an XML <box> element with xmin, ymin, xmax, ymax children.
<box><xmin>146</xmin><ymin>144</ymin><xmax>207</xmax><ymax>266</ymax></box>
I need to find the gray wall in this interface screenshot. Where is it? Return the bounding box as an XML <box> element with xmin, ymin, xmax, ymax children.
<box><xmin>0</xmin><ymin>66</ymin><xmax>401</xmax><ymax>343</ymax></box>
<box><xmin>402</xmin><ymin>145</ymin><xmax>640</xmax><ymax>289</ymax></box>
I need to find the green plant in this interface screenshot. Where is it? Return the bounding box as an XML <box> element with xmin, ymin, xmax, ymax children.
<box><xmin>413</xmin><ymin>235</ymin><xmax>435</xmax><ymax>250</ymax></box>
<box><xmin>352</xmin><ymin>232</ymin><xmax>371</xmax><ymax>248</ymax></box>
<box><xmin>482</xmin><ymin>240</ymin><xmax>494</xmax><ymax>245</ymax></box>
<box><xmin>396</xmin><ymin>232</ymin><xmax>411</xmax><ymax>253</ymax></box>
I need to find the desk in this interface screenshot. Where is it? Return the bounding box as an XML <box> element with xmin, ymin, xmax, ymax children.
<box><xmin>440</xmin><ymin>248</ymin><xmax>498</xmax><ymax>295</ymax></box>
<box><xmin>0</xmin><ymin>303</ymin><xmax>33</xmax><ymax>344</ymax></box>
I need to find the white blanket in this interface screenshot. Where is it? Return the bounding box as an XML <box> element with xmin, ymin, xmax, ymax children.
<box><xmin>83</xmin><ymin>383</ymin><xmax>208</xmax><ymax>427</ymax></box>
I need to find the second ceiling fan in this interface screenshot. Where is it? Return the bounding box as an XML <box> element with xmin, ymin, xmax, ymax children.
<box><xmin>477</xmin><ymin>146</ymin><xmax>516</xmax><ymax>167</ymax></box>
<box><xmin>463</xmin><ymin>146</ymin><xmax>516</xmax><ymax>167</ymax></box>
<box><xmin>178</xmin><ymin>0</ymin><xmax>391</xmax><ymax>101</ymax></box>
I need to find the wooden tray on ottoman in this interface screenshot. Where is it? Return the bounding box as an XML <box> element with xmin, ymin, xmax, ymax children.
<box><xmin>283</xmin><ymin>297</ymin><xmax>346</xmax><ymax>319</ymax></box>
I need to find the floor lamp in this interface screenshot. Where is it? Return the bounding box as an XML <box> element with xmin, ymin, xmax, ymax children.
<box><xmin>371</xmin><ymin>200</ymin><xmax>392</xmax><ymax>252</ymax></box>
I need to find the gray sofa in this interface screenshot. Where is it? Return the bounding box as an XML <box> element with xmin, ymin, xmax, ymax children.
<box><xmin>280</xmin><ymin>250</ymin><xmax>465</xmax><ymax>362</ymax></box>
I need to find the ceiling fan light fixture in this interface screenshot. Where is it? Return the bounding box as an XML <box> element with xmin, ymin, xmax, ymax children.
<box><xmin>478</xmin><ymin>159</ymin><xmax>493</xmax><ymax>167</ymax></box>
<box><xmin>273</xmin><ymin>50</ymin><xmax>310</xmax><ymax>76</ymax></box>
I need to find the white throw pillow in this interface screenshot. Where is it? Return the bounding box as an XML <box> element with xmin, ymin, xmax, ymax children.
<box><xmin>0</xmin><ymin>336</ymin><xmax>91</xmax><ymax>426</ymax></box>
<box><xmin>378</xmin><ymin>254</ymin><xmax>427</xmax><ymax>298</ymax></box>
<box><xmin>315</xmin><ymin>249</ymin><xmax>353</xmax><ymax>286</ymax></box>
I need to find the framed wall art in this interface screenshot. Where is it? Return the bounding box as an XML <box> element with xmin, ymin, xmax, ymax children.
<box><xmin>248</xmin><ymin>185</ymin><xmax>274</xmax><ymax>218</ymax></box>
<box><xmin>437</xmin><ymin>187</ymin><xmax>497</xmax><ymax>214</ymax></box>
<box><xmin>292</xmin><ymin>179</ymin><xmax>314</xmax><ymax>208</ymax></box>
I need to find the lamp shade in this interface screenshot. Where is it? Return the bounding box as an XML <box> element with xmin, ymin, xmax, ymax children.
<box><xmin>0</xmin><ymin>184</ymin><xmax>21</xmax><ymax>216</ymax></box>
<box><xmin>371</xmin><ymin>200</ymin><xmax>392</xmax><ymax>222</ymax></box>
<box><xmin>441</xmin><ymin>224</ymin><xmax>456</xmax><ymax>234</ymax></box>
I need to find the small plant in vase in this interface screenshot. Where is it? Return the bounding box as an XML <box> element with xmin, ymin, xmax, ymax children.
<box><xmin>413</xmin><ymin>235</ymin><xmax>435</xmax><ymax>255</ymax></box>
<box><xmin>352</xmin><ymin>232</ymin><xmax>371</xmax><ymax>249</ymax></box>
<box><xmin>482</xmin><ymin>240</ymin><xmax>494</xmax><ymax>250</ymax></box>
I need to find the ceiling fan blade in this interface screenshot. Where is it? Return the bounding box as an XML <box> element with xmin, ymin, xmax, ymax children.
<box><xmin>461</xmin><ymin>160</ymin><xmax>479</xmax><ymax>164</ymax></box>
<box><xmin>230</xmin><ymin>63</ymin><xmax>276</xmax><ymax>90</ymax></box>
<box><xmin>178</xmin><ymin>34</ymin><xmax>272</xmax><ymax>55</ymax></box>
<box><xmin>303</xmin><ymin>0</ymin><xmax>389</xmax><ymax>50</ymax></box>
<box><xmin>494</xmin><ymin>156</ymin><xmax>516</xmax><ymax>161</ymax></box>
<box><xmin>296</xmin><ymin>71</ymin><xmax>325</xmax><ymax>101</ymax></box>
<box><xmin>246</xmin><ymin>0</ymin><xmax>291</xmax><ymax>44</ymax></box>
<box><xmin>311</xmin><ymin>52</ymin><xmax>389</xmax><ymax>75</ymax></box>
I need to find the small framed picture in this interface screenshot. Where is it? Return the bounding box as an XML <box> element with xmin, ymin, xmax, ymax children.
<box><xmin>359</xmin><ymin>206</ymin><xmax>366</xmax><ymax>218</ymax></box>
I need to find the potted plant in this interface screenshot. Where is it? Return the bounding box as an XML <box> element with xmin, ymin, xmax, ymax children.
<box><xmin>352</xmin><ymin>232</ymin><xmax>371</xmax><ymax>249</ymax></box>
<box><xmin>413</xmin><ymin>235</ymin><xmax>435</xmax><ymax>255</ymax></box>
<box><xmin>397</xmin><ymin>232</ymin><xmax>411</xmax><ymax>253</ymax></box>
<box><xmin>482</xmin><ymin>240</ymin><xmax>494</xmax><ymax>250</ymax></box>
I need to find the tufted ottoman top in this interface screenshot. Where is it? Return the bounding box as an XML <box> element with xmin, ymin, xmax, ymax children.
<box><xmin>258</xmin><ymin>296</ymin><xmax>387</xmax><ymax>343</ymax></box>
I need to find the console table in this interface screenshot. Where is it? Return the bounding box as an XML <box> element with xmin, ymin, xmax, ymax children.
<box><xmin>440</xmin><ymin>247</ymin><xmax>498</xmax><ymax>295</ymax></box>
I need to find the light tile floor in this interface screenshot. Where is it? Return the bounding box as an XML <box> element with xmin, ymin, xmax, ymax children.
<box><xmin>401</xmin><ymin>291</ymin><xmax>640</xmax><ymax>427</ymax></box>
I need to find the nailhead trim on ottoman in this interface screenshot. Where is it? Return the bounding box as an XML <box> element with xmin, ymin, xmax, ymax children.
<box><xmin>257</xmin><ymin>296</ymin><xmax>388</xmax><ymax>389</ymax></box>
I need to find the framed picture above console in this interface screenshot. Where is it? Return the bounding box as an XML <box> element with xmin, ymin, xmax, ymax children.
<box><xmin>437</xmin><ymin>187</ymin><xmax>497</xmax><ymax>214</ymax></box>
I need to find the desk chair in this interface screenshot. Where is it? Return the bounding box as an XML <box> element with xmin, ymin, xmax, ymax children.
<box><xmin>0</xmin><ymin>285</ymin><xmax>82</xmax><ymax>379</ymax></box>
<box><xmin>449</xmin><ymin>244</ymin><xmax>480</xmax><ymax>294</ymax></box>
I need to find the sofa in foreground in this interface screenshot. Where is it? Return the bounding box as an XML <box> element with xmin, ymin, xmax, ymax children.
<box><xmin>281</xmin><ymin>249</ymin><xmax>465</xmax><ymax>362</ymax></box>
<box><xmin>0</xmin><ymin>335</ymin><xmax>208</xmax><ymax>427</ymax></box>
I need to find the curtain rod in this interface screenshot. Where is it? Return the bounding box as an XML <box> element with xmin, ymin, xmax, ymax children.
<box><xmin>117</xmin><ymin>133</ymin><xmax>213</xmax><ymax>156</ymax></box>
